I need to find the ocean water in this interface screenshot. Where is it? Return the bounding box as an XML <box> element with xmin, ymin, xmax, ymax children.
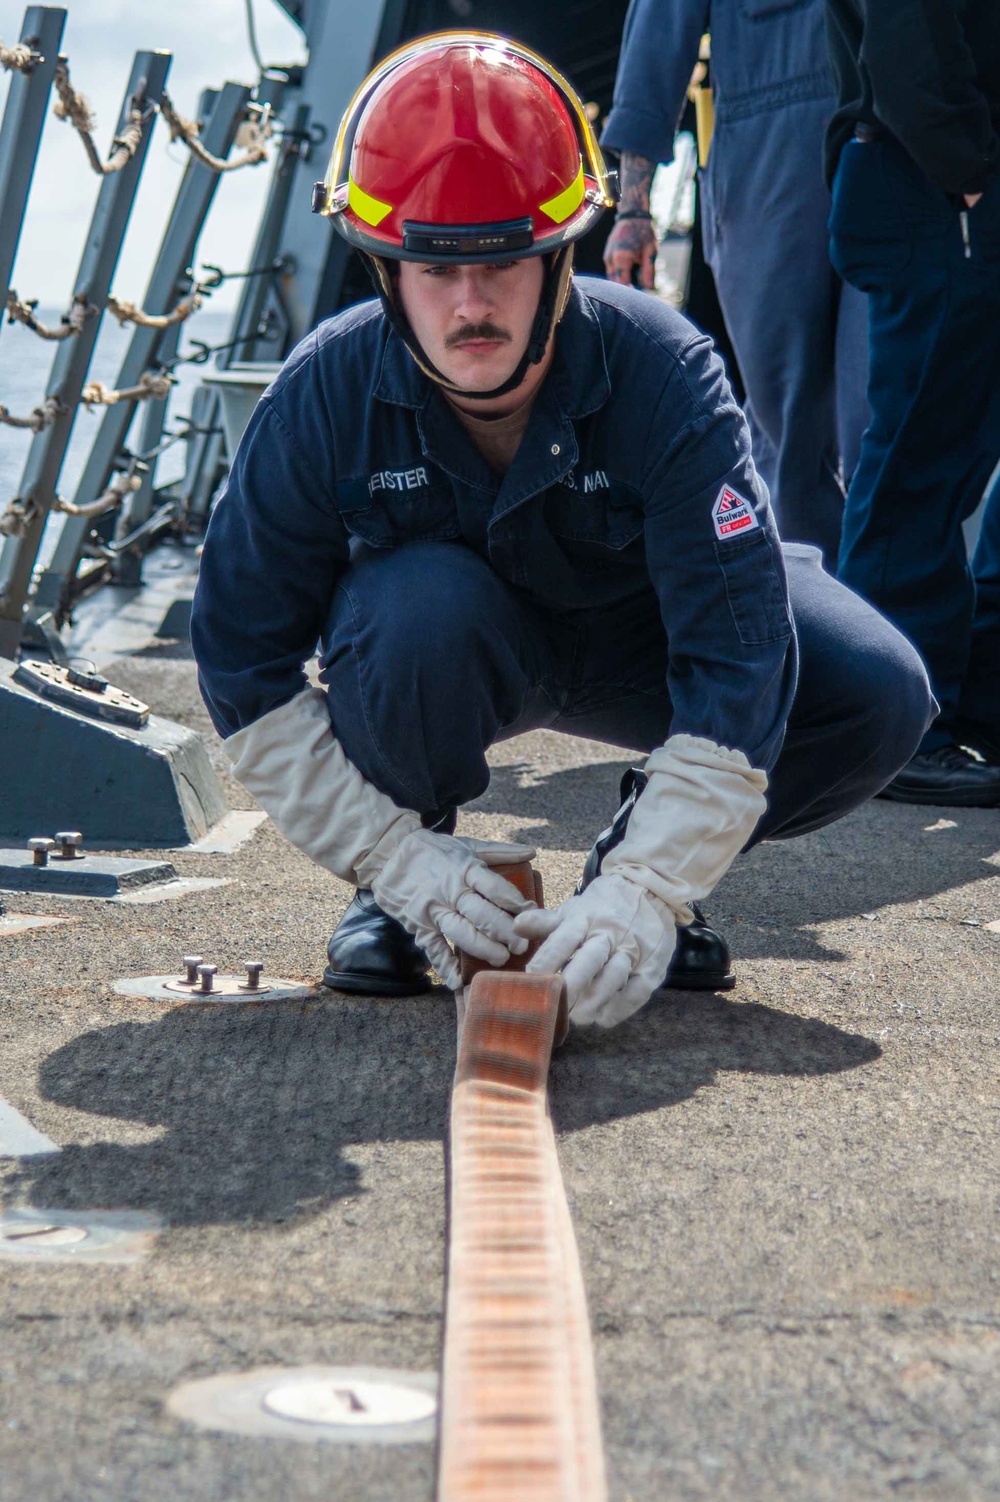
<box><xmin>0</xmin><ymin>307</ymin><xmax>234</xmax><ymax>567</ymax></box>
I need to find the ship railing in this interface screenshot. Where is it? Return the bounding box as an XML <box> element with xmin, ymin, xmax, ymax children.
<box><xmin>0</xmin><ymin>4</ymin><xmax>287</xmax><ymax>658</ymax></box>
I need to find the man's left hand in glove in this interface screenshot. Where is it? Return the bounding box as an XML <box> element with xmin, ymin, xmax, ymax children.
<box><xmin>515</xmin><ymin>872</ymin><xmax>677</xmax><ymax>1026</ymax></box>
<box><xmin>515</xmin><ymin>735</ymin><xmax>769</xmax><ymax>1029</ymax></box>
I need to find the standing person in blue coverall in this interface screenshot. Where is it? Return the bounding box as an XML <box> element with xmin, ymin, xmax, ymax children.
<box><xmin>602</xmin><ymin>0</ymin><xmax>868</xmax><ymax>567</ymax></box>
<box><xmin>826</xmin><ymin>0</ymin><xmax>1000</xmax><ymax>806</ymax></box>
<box><xmin>190</xmin><ymin>34</ymin><xmax>932</xmax><ymax>1025</ymax></box>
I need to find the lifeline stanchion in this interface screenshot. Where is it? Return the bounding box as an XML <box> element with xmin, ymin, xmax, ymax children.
<box><xmin>439</xmin><ymin>860</ymin><xmax>607</xmax><ymax>1501</ymax></box>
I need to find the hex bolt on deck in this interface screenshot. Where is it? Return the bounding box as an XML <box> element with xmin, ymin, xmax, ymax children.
<box><xmin>28</xmin><ymin>837</ymin><xmax>54</xmax><ymax>867</ymax></box>
<box><xmin>0</xmin><ymin>1208</ymin><xmax>161</xmax><ymax>1264</ymax></box>
<box><xmin>166</xmin><ymin>1366</ymin><xmax>438</xmax><ymax>1444</ymax></box>
<box><xmin>53</xmin><ymin>831</ymin><xmax>84</xmax><ymax>860</ymax></box>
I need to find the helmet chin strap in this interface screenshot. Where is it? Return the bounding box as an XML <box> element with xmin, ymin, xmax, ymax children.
<box><xmin>364</xmin><ymin>247</ymin><xmax>575</xmax><ymax>402</ymax></box>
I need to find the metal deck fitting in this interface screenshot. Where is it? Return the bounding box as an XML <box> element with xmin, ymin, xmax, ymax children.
<box><xmin>166</xmin><ymin>1366</ymin><xmax>438</xmax><ymax>1445</ymax></box>
<box><xmin>0</xmin><ymin>659</ymin><xmax>228</xmax><ymax>848</ymax></box>
<box><xmin>114</xmin><ymin>970</ymin><xmax>317</xmax><ymax>1004</ymax></box>
<box><xmin>0</xmin><ymin>845</ymin><xmax>176</xmax><ymax>897</ymax></box>
<box><xmin>12</xmin><ymin>660</ymin><xmax>149</xmax><ymax>727</ymax></box>
<box><xmin>0</xmin><ymin>1208</ymin><xmax>160</xmax><ymax>1264</ymax></box>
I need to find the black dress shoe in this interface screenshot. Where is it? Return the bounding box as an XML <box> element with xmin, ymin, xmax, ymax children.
<box><xmin>579</xmin><ymin>768</ymin><xmax>735</xmax><ymax>993</ymax></box>
<box><xmin>953</xmin><ymin>717</ymin><xmax>1000</xmax><ymax>767</ymax></box>
<box><xmin>323</xmin><ymin>889</ymin><xmax>434</xmax><ymax>996</ymax></box>
<box><xmin>878</xmin><ymin>743</ymin><xmax>1000</xmax><ymax>807</ymax></box>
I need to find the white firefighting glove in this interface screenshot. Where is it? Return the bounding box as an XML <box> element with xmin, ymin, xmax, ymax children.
<box><xmin>365</xmin><ymin>831</ymin><xmax>534</xmax><ymax>991</ymax></box>
<box><xmin>515</xmin><ymin>872</ymin><xmax>676</xmax><ymax>1027</ymax></box>
<box><xmin>515</xmin><ymin>735</ymin><xmax>768</xmax><ymax>1028</ymax></box>
<box><xmin>222</xmin><ymin>687</ymin><xmax>534</xmax><ymax>988</ymax></box>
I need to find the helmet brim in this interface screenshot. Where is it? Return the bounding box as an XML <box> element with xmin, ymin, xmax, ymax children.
<box><xmin>327</xmin><ymin>187</ymin><xmax>608</xmax><ymax>263</ymax></box>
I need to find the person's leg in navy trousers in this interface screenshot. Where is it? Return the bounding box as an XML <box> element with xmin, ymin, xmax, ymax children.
<box><xmin>830</xmin><ymin>135</ymin><xmax>1000</xmax><ymax>804</ymax></box>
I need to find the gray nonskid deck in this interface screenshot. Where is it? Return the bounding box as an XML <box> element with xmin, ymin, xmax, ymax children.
<box><xmin>2</xmin><ymin>651</ymin><xmax>1000</xmax><ymax>1502</ymax></box>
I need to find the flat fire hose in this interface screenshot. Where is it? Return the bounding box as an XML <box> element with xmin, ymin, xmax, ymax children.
<box><xmin>438</xmin><ymin>859</ymin><xmax>608</xmax><ymax>1501</ymax></box>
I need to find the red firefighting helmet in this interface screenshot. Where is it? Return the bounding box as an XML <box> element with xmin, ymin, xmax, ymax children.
<box><xmin>313</xmin><ymin>32</ymin><xmax>615</xmax><ymax>261</ymax></box>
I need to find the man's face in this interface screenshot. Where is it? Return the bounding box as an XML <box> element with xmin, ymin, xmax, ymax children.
<box><xmin>396</xmin><ymin>257</ymin><xmax>544</xmax><ymax>395</ymax></box>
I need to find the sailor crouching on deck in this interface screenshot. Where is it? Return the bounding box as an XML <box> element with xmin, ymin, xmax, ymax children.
<box><xmin>191</xmin><ymin>33</ymin><xmax>933</xmax><ymax>1030</ymax></box>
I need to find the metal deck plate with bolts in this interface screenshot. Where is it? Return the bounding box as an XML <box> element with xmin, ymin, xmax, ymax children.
<box><xmin>114</xmin><ymin>966</ymin><xmax>318</xmax><ymax>1004</ymax></box>
<box><xmin>13</xmin><ymin>660</ymin><xmax>150</xmax><ymax>727</ymax></box>
<box><xmin>0</xmin><ymin>847</ymin><xmax>176</xmax><ymax>897</ymax></box>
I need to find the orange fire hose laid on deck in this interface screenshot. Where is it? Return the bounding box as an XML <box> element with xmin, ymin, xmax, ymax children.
<box><xmin>438</xmin><ymin>857</ymin><xmax>607</xmax><ymax>1501</ymax></box>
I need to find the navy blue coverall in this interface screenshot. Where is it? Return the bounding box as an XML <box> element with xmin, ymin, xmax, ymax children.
<box><xmin>192</xmin><ymin>279</ymin><xmax>930</xmax><ymax>846</ymax></box>
<box><xmin>602</xmin><ymin>0</ymin><xmax>869</xmax><ymax>565</ymax></box>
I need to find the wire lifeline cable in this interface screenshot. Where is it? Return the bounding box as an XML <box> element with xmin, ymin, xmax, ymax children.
<box><xmin>243</xmin><ymin>0</ymin><xmax>266</xmax><ymax>75</ymax></box>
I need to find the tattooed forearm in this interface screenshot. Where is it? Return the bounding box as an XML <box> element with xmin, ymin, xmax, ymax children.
<box><xmin>618</xmin><ymin>152</ymin><xmax>656</xmax><ymax>213</ymax></box>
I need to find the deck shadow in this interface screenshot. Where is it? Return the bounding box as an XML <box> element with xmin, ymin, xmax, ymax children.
<box><xmin>473</xmin><ymin>760</ymin><xmax>1000</xmax><ymax>960</ymax></box>
<box><xmin>12</xmin><ymin>989</ymin><xmax>878</xmax><ymax>1226</ymax></box>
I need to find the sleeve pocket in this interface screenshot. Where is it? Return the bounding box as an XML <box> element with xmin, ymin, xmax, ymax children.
<box><xmin>714</xmin><ymin>530</ymin><xmax>792</xmax><ymax>645</ymax></box>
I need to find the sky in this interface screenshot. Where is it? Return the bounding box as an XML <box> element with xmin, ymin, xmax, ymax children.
<box><xmin>0</xmin><ymin>0</ymin><xmax>308</xmax><ymax>310</ymax></box>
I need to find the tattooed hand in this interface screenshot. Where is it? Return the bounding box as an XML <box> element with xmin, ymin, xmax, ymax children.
<box><xmin>604</xmin><ymin>217</ymin><xmax>658</xmax><ymax>288</ymax></box>
<box><xmin>603</xmin><ymin>151</ymin><xmax>658</xmax><ymax>290</ymax></box>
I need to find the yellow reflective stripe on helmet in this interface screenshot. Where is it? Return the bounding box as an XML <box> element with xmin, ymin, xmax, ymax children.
<box><xmin>348</xmin><ymin>175</ymin><xmax>393</xmax><ymax>227</ymax></box>
<box><xmin>539</xmin><ymin>164</ymin><xmax>585</xmax><ymax>224</ymax></box>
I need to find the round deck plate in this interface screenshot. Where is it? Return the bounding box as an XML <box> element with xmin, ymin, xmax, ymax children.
<box><xmin>0</xmin><ymin>1223</ymin><xmax>88</xmax><ymax>1247</ymax></box>
<box><xmin>167</xmin><ymin>1365</ymin><xmax>438</xmax><ymax>1444</ymax></box>
<box><xmin>114</xmin><ymin>975</ymin><xmax>316</xmax><ymax>1004</ymax></box>
<box><xmin>0</xmin><ymin>1208</ymin><xmax>160</xmax><ymax>1263</ymax></box>
<box><xmin>263</xmin><ymin>1375</ymin><xmax>437</xmax><ymax>1428</ymax></box>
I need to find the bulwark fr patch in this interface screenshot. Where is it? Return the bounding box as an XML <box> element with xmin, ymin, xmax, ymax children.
<box><xmin>712</xmin><ymin>485</ymin><xmax>759</xmax><ymax>540</ymax></box>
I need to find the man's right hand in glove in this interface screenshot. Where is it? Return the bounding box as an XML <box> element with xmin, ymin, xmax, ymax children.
<box><xmin>370</xmin><ymin>830</ymin><xmax>534</xmax><ymax>991</ymax></box>
<box><xmin>514</xmin><ymin>872</ymin><xmax>676</xmax><ymax>1027</ymax></box>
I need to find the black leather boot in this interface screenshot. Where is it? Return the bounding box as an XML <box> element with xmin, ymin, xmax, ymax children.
<box><xmin>878</xmin><ymin>743</ymin><xmax>1000</xmax><ymax>806</ymax></box>
<box><xmin>323</xmin><ymin>807</ymin><xmax>458</xmax><ymax>996</ymax></box>
<box><xmin>579</xmin><ymin>768</ymin><xmax>735</xmax><ymax>992</ymax></box>
<box><xmin>954</xmin><ymin>718</ymin><xmax>1000</xmax><ymax>767</ymax></box>
<box><xmin>323</xmin><ymin>888</ymin><xmax>435</xmax><ymax>996</ymax></box>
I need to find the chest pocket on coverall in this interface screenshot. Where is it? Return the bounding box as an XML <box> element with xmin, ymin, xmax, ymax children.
<box><xmin>543</xmin><ymin>485</ymin><xmax>645</xmax><ymax>572</ymax></box>
<box><xmin>337</xmin><ymin>478</ymin><xmax>461</xmax><ymax>549</ymax></box>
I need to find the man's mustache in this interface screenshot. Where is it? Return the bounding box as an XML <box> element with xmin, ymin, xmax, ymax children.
<box><xmin>444</xmin><ymin>322</ymin><xmax>512</xmax><ymax>348</ymax></box>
